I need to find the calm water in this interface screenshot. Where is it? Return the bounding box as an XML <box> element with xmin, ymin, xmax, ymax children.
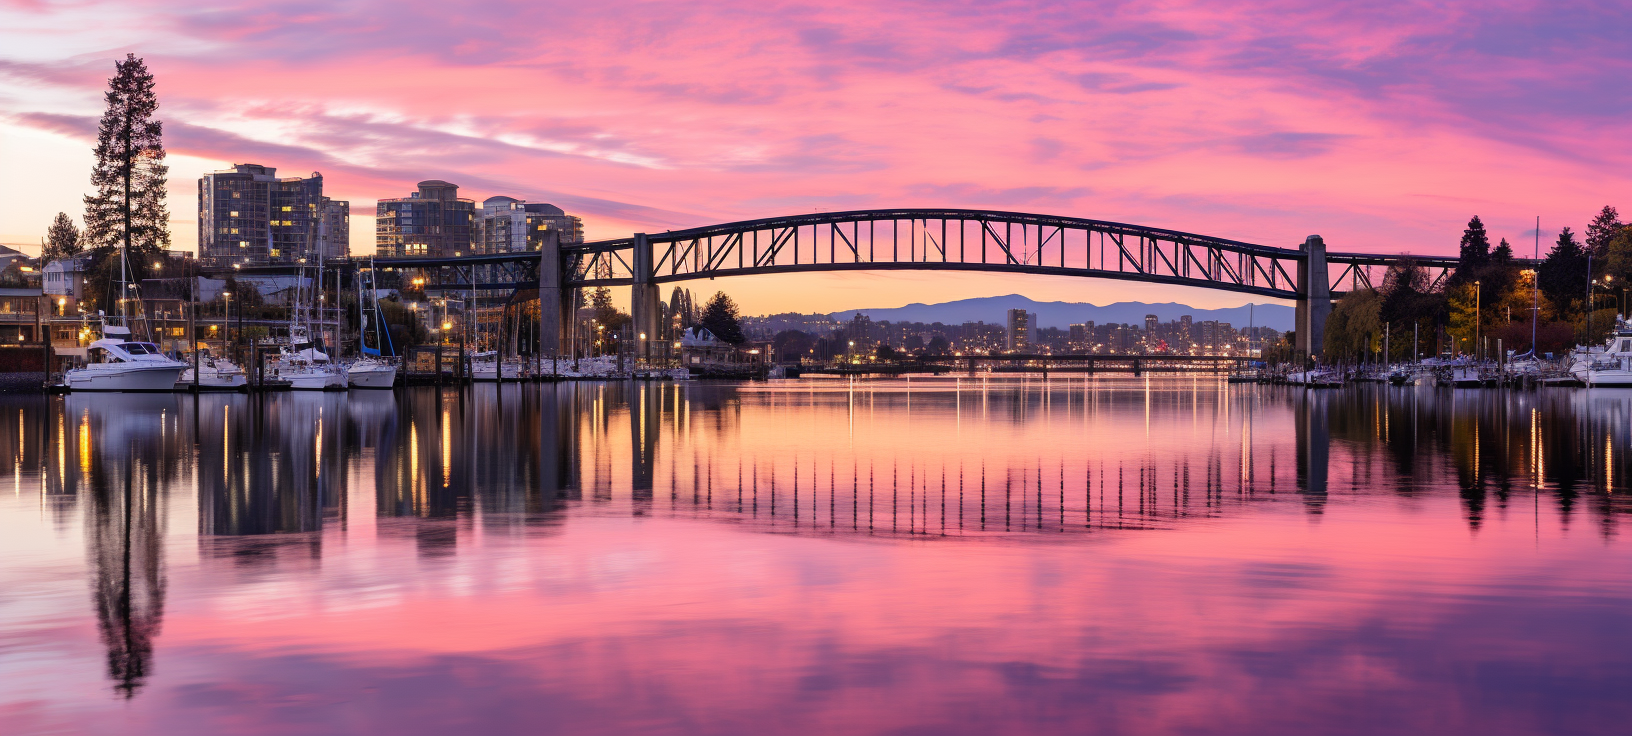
<box><xmin>2</xmin><ymin>378</ymin><xmax>1630</xmax><ymax>735</ymax></box>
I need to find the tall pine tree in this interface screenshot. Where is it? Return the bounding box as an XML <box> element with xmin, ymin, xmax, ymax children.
<box><xmin>83</xmin><ymin>54</ymin><xmax>170</xmax><ymax>264</ymax></box>
<box><xmin>1459</xmin><ymin>215</ymin><xmax>1491</xmax><ymax>265</ymax></box>
<box><xmin>1448</xmin><ymin>215</ymin><xmax>1491</xmax><ymax>288</ymax></box>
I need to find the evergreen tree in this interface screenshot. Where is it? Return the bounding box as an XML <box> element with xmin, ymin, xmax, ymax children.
<box><xmin>1538</xmin><ymin>227</ymin><xmax>1588</xmax><ymax>315</ymax></box>
<box><xmin>700</xmin><ymin>291</ymin><xmax>745</xmax><ymax>344</ymax></box>
<box><xmin>42</xmin><ymin>212</ymin><xmax>81</xmax><ymax>264</ymax></box>
<box><xmin>1458</xmin><ymin>215</ymin><xmax>1491</xmax><ymax>265</ymax></box>
<box><xmin>83</xmin><ymin>53</ymin><xmax>170</xmax><ymax>268</ymax></box>
<box><xmin>1585</xmin><ymin>205</ymin><xmax>1623</xmax><ymax>262</ymax></box>
<box><xmin>1448</xmin><ymin>215</ymin><xmax>1490</xmax><ymax>286</ymax></box>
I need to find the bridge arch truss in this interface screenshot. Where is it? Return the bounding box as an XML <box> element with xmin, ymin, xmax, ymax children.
<box><xmin>566</xmin><ymin>209</ymin><xmax>1310</xmax><ymax>300</ymax></box>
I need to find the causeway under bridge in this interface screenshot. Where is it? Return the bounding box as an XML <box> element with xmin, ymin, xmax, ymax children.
<box><xmin>212</xmin><ymin>208</ymin><xmax>1476</xmax><ymax>357</ymax></box>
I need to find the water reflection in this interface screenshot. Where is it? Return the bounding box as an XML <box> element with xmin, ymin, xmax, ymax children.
<box><xmin>4</xmin><ymin>378</ymin><xmax>1630</xmax><ymax>730</ymax></box>
<box><xmin>62</xmin><ymin>394</ymin><xmax>181</xmax><ymax>698</ymax></box>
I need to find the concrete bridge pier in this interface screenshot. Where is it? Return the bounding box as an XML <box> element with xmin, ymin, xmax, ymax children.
<box><xmin>536</xmin><ymin>230</ymin><xmax>566</xmax><ymax>356</ymax></box>
<box><xmin>629</xmin><ymin>233</ymin><xmax>662</xmax><ymax>359</ymax></box>
<box><xmin>1294</xmin><ymin>235</ymin><xmax>1330</xmax><ymax>361</ymax></box>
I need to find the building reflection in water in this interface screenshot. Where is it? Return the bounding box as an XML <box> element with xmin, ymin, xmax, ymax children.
<box><xmin>9</xmin><ymin>377</ymin><xmax>1632</xmax><ymax>699</ymax></box>
<box><xmin>194</xmin><ymin>392</ymin><xmax>362</xmax><ymax>564</ymax></box>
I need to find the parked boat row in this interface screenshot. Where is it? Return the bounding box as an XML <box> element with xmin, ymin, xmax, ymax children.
<box><xmin>1227</xmin><ymin>317</ymin><xmax>1632</xmax><ymax>391</ymax></box>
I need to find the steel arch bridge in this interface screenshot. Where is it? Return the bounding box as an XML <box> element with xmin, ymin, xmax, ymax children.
<box><xmin>223</xmin><ymin>208</ymin><xmax>1477</xmax><ymax>357</ymax></box>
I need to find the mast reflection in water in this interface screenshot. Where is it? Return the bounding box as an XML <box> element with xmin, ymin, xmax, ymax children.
<box><xmin>0</xmin><ymin>378</ymin><xmax>1628</xmax><ymax>734</ymax></box>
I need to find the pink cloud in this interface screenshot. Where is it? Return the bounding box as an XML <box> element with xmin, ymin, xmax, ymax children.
<box><xmin>2</xmin><ymin>0</ymin><xmax>1628</xmax><ymax>310</ymax></box>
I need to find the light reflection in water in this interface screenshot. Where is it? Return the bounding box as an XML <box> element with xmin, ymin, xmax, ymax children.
<box><xmin>0</xmin><ymin>379</ymin><xmax>1627</xmax><ymax>733</ymax></box>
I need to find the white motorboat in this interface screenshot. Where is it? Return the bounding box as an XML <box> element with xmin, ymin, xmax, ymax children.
<box><xmin>469</xmin><ymin>351</ymin><xmax>525</xmax><ymax>381</ymax></box>
<box><xmin>272</xmin><ymin>346</ymin><xmax>346</xmax><ymax>390</ymax></box>
<box><xmin>1569</xmin><ymin>320</ymin><xmax>1632</xmax><ymax>387</ymax></box>
<box><xmin>65</xmin><ymin>326</ymin><xmax>187</xmax><ymax>392</ymax></box>
<box><xmin>177</xmin><ymin>354</ymin><xmax>248</xmax><ymax>391</ymax></box>
<box><xmin>346</xmin><ymin>357</ymin><xmax>398</xmax><ymax>389</ymax></box>
<box><xmin>1436</xmin><ymin>363</ymin><xmax>1492</xmax><ymax>387</ymax></box>
<box><xmin>1285</xmin><ymin>369</ymin><xmax>1343</xmax><ymax>387</ymax></box>
<box><xmin>265</xmin><ymin>320</ymin><xmax>345</xmax><ymax>390</ymax></box>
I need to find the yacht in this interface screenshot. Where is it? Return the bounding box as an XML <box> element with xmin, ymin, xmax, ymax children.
<box><xmin>65</xmin><ymin>325</ymin><xmax>188</xmax><ymax>392</ymax></box>
<box><xmin>1285</xmin><ymin>369</ymin><xmax>1343</xmax><ymax>388</ymax></box>
<box><xmin>177</xmin><ymin>352</ymin><xmax>248</xmax><ymax>391</ymax></box>
<box><xmin>1571</xmin><ymin>320</ymin><xmax>1632</xmax><ymax>387</ymax></box>
<box><xmin>346</xmin><ymin>357</ymin><xmax>398</xmax><ymax>389</ymax></box>
<box><xmin>470</xmin><ymin>351</ymin><xmax>525</xmax><ymax>381</ymax></box>
<box><xmin>1436</xmin><ymin>361</ymin><xmax>1491</xmax><ymax>388</ymax></box>
<box><xmin>270</xmin><ymin>327</ymin><xmax>346</xmax><ymax>390</ymax></box>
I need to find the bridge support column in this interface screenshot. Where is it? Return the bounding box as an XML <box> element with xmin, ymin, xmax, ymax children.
<box><xmin>1295</xmin><ymin>235</ymin><xmax>1330</xmax><ymax>362</ymax></box>
<box><xmin>536</xmin><ymin>229</ymin><xmax>565</xmax><ymax>357</ymax></box>
<box><xmin>630</xmin><ymin>233</ymin><xmax>661</xmax><ymax>363</ymax></box>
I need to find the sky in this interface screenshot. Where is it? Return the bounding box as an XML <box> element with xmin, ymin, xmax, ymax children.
<box><xmin>0</xmin><ymin>0</ymin><xmax>1628</xmax><ymax>314</ymax></box>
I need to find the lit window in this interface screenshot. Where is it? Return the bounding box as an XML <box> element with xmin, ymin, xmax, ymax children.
<box><xmin>239</xmin><ymin>241</ymin><xmax>247</xmax><ymax>248</ymax></box>
<box><xmin>282</xmin><ymin>206</ymin><xmax>292</xmax><ymax>212</ymax></box>
<box><xmin>229</xmin><ymin>211</ymin><xmax>239</xmax><ymax>217</ymax></box>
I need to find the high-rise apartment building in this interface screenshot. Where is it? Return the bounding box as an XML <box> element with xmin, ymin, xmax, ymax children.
<box><xmin>198</xmin><ymin>164</ymin><xmax>349</xmax><ymax>266</ymax></box>
<box><xmin>375</xmin><ymin>180</ymin><xmax>476</xmax><ymax>258</ymax></box>
<box><xmin>476</xmin><ymin>196</ymin><xmax>585</xmax><ymax>253</ymax></box>
<box><xmin>1006</xmin><ymin>308</ymin><xmax>1031</xmax><ymax>351</ymax></box>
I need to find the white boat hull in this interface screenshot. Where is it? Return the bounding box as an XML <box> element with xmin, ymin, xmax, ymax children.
<box><xmin>347</xmin><ymin>365</ymin><xmax>397</xmax><ymax>389</ymax></box>
<box><xmin>178</xmin><ymin>367</ymin><xmax>248</xmax><ymax>391</ymax></box>
<box><xmin>1581</xmin><ymin>369</ymin><xmax>1632</xmax><ymax>387</ymax></box>
<box><xmin>278</xmin><ymin>368</ymin><xmax>346</xmax><ymax>390</ymax></box>
<box><xmin>471</xmin><ymin>361</ymin><xmax>524</xmax><ymax>381</ymax></box>
<box><xmin>67</xmin><ymin>364</ymin><xmax>186</xmax><ymax>392</ymax></box>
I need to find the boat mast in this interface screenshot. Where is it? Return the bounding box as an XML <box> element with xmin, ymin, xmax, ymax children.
<box><xmin>1532</xmin><ymin>216</ymin><xmax>1540</xmax><ymax>355</ymax></box>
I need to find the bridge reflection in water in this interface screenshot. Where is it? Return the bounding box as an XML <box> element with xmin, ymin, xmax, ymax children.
<box><xmin>12</xmin><ymin>379</ymin><xmax>1632</xmax><ymax>698</ymax></box>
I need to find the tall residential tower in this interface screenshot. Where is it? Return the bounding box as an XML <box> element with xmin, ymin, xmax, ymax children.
<box><xmin>197</xmin><ymin>164</ymin><xmax>349</xmax><ymax>266</ymax></box>
<box><xmin>375</xmin><ymin>180</ymin><xmax>476</xmax><ymax>258</ymax></box>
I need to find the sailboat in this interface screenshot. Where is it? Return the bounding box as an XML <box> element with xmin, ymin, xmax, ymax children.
<box><xmin>347</xmin><ymin>260</ymin><xmax>398</xmax><ymax>389</ymax></box>
<box><xmin>268</xmin><ymin>262</ymin><xmax>345</xmax><ymax>390</ymax></box>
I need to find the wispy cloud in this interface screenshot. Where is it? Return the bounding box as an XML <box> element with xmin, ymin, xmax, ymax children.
<box><xmin>1</xmin><ymin>0</ymin><xmax>1628</xmax><ymax>310</ymax></box>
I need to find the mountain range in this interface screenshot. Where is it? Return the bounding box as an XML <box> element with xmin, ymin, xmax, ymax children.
<box><xmin>824</xmin><ymin>295</ymin><xmax>1294</xmax><ymax>331</ymax></box>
